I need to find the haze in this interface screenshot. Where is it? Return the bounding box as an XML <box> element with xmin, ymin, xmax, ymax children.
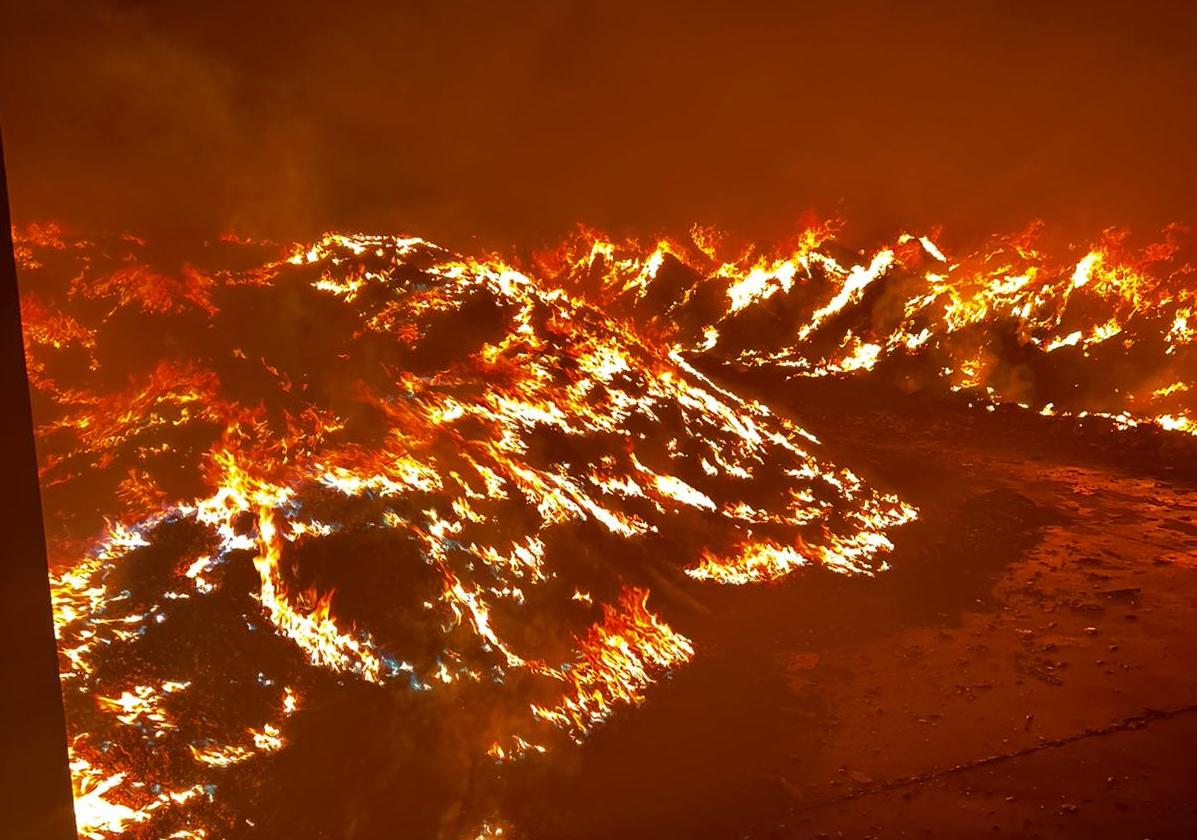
<box><xmin>2</xmin><ymin>0</ymin><xmax>1195</xmax><ymax>252</ymax></box>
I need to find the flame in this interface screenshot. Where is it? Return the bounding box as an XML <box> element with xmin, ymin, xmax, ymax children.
<box><xmin>540</xmin><ymin>220</ymin><xmax>1196</xmax><ymax>436</ymax></box>
<box><xmin>687</xmin><ymin>540</ymin><xmax>811</xmax><ymax>585</ymax></box>
<box><xmin>23</xmin><ymin>217</ymin><xmax>1196</xmax><ymax>836</ymax></box>
<box><xmin>41</xmin><ymin>219</ymin><xmax>1197</xmax><ymax>836</ymax></box>
<box><xmin>70</xmin><ymin>751</ymin><xmax>205</xmax><ymax>840</ymax></box>
<box><xmin>527</xmin><ymin>587</ymin><xmax>694</xmax><ymax>742</ymax></box>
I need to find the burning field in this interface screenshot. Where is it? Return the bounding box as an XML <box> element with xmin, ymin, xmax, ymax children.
<box><xmin>15</xmin><ymin>219</ymin><xmax>1197</xmax><ymax>839</ymax></box>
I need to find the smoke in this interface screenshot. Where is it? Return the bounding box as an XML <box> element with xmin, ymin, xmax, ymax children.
<box><xmin>2</xmin><ymin>1</ymin><xmax>1197</xmax><ymax>250</ymax></box>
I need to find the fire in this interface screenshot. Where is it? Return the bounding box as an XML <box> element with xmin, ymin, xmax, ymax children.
<box><xmin>686</xmin><ymin>540</ymin><xmax>811</xmax><ymax>585</ymax></box>
<box><xmin>20</xmin><ymin>215</ymin><xmax>1193</xmax><ymax>837</ymax></box>
<box><xmin>542</xmin><ymin>220</ymin><xmax>1197</xmax><ymax>436</ymax></box>
<box><xmin>69</xmin><ymin>751</ymin><xmax>206</xmax><ymax>840</ymax></box>
<box><xmin>527</xmin><ymin>587</ymin><xmax>694</xmax><ymax>740</ymax></box>
<box><xmin>20</xmin><ymin>223</ymin><xmax>920</xmax><ymax>837</ymax></box>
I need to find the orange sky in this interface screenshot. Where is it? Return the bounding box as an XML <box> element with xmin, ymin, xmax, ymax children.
<box><xmin>2</xmin><ymin>1</ymin><xmax>1195</xmax><ymax>252</ymax></box>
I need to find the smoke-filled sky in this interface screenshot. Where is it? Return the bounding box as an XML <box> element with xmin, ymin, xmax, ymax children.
<box><xmin>1</xmin><ymin>0</ymin><xmax>1195</xmax><ymax>251</ymax></box>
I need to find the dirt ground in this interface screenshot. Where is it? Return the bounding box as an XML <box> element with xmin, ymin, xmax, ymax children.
<box><xmin>505</xmin><ymin>373</ymin><xmax>1197</xmax><ymax>839</ymax></box>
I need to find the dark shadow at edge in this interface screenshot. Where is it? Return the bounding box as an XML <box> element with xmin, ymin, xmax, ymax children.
<box><xmin>0</xmin><ymin>124</ymin><xmax>78</xmax><ymax>838</ymax></box>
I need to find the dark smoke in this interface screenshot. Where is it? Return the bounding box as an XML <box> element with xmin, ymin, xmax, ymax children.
<box><xmin>2</xmin><ymin>1</ymin><xmax>1197</xmax><ymax>252</ymax></box>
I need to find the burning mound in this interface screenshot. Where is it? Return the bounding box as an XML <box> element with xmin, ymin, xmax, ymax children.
<box><xmin>542</xmin><ymin>222</ymin><xmax>1197</xmax><ymax>434</ymax></box>
<box><xmin>17</xmin><ymin>227</ymin><xmax>913</xmax><ymax>838</ymax></box>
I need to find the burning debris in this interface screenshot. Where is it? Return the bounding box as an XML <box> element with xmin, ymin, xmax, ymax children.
<box><xmin>542</xmin><ymin>221</ymin><xmax>1197</xmax><ymax>434</ymax></box>
<box><xmin>16</xmin><ymin>217</ymin><xmax>1196</xmax><ymax>837</ymax></box>
<box><xmin>17</xmin><ymin>225</ymin><xmax>914</xmax><ymax>838</ymax></box>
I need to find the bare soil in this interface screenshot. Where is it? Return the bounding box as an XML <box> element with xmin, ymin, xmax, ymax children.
<box><xmin>506</xmin><ymin>372</ymin><xmax>1197</xmax><ymax>840</ymax></box>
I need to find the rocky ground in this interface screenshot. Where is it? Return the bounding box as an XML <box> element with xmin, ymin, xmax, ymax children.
<box><xmin>504</xmin><ymin>372</ymin><xmax>1197</xmax><ymax>839</ymax></box>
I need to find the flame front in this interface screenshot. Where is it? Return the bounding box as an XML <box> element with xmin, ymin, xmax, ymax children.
<box><xmin>19</xmin><ymin>216</ymin><xmax>1197</xmax><ymax>837</ymax></box>
<box><xmin>540</xmin><ymin>221</ymin><xmax>1197</xmax><ymax>434</ymax></box>
<box><xmin>18</xmin><ymin>225</ymin><xmax>920</xmax><ymax>838</ymax></box>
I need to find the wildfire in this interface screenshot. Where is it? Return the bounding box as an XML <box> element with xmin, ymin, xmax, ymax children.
<box><xmin>539</xmin><ymin>220</ymin><xmax>1197</xmax><ymax>436</ymax></box>
<box><xmin>529</xmin><ymin>586</ymin><xmax>695</xmax><ymax>741</ymax></box>
<box><xmin>18</xmin><ymin>215</ymin><xmax>1192</xmax><ymax>838</ymax></box>
<box><xmin>20</xmin><ymin>223</ymin><xmax>920</xmax><ymax>837</ymax></box>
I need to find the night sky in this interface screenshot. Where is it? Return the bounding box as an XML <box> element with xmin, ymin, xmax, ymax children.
<box><xmin>2</xmin><ymin>1</ymin><xmax>1195</xmax><ymax>252</ymax></box>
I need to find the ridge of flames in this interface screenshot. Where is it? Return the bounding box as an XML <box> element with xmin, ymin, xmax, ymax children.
<box><xmin>539</xmin><ymin>220</ymin><xmax>1197</xmax><ymax>435</ymax></box>
<box><xmin>17</xmin><ymin>224</ymin><xmax>915</xmax><ymax>838</ymax></box>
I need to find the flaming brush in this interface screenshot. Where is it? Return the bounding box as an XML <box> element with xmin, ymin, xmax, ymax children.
<box><xmin>13</xmin><ymin>218</ymin><xmax>1197</xmax><ymax>838</ymax></box>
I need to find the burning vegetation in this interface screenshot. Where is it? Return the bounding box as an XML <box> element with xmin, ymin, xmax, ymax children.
<box><xmin>13</xmin><ymin>218</ymin><xmax>1195</xmax><ymax>838</ymax></box>
<box><xmin>542</xmin><ymin>221</ymin><xmax>1197</xmax><ymax>435</ymax></box>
